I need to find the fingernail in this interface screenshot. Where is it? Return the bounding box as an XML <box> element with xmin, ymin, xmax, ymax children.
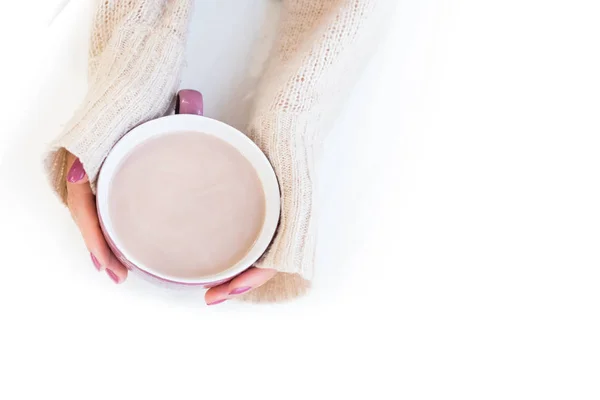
<box><xmin>229</xmin><ymin>286</ymin><xmax>252</xmax><ymax>295</ymax></box>
<box><xmin>67</xmin><ymin>158</ymin><xmax>86</xmax><ymax>183</ymax></box>
<box><xmin>106</xmin><ymin>269</ymin><xmax>120</xmax><ymax>284</ymax></box>
<box><xmin>90</xmin><ymin>253</ymin><xmax>102</xmax><ymax>271</ymax></box>
<box><xmin>207</xmin><ymin>299</ymin><xmax>227</xmax><ymax>306</ymax></box>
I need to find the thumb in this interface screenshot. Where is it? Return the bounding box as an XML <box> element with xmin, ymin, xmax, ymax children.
<box><xmin>65</xmin><ymin>155</ymin><xmax>89</xmax><ymax>185</ymax></box>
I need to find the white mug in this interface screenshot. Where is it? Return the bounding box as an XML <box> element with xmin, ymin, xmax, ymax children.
<box><xmin>96</xmin><ymin>90</ymin><xmax>280</xmax><ymax>288</ymax></box>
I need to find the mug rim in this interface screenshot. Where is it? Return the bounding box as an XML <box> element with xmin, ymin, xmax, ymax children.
<box><xmin>96</xmin><ymin>114</ymin><xmax>280</xmax><ymax>285</ymax></box>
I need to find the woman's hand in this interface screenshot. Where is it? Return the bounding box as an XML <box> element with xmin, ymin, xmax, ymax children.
<box><xmin>65</xmin><ymin>151</ymin><xmax>276</xmax><ymax>304</ymax></box>
<box><xmin>65</xmin><ymin>152</ymin><xmax>128</xmax><ymax>284</ymax></box>
<box><xmin>204</xmin><ymin>267</ymin><xmax>277</xmax><ymax>305</ymax></box>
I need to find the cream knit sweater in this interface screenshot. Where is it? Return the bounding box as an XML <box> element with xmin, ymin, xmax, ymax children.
<box><xmin>45</xmin><ymin>0</ymin><xmax>387</xmax><ymax>302</ymax></box>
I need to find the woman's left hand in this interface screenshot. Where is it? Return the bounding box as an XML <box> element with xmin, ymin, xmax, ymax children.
<box><xmin>204</xmin><ymin>267</ymin><xmax>277</xmax><ymax>305</ymax></box>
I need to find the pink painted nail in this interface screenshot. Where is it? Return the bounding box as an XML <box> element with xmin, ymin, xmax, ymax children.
<box><xmin>229</xmin><ymin>286</ymin><xmax>252</xmax><ymax>295</ymax></box>
<box><xmin>67</xmin><ymin>158</ymin><xmax>86</xmax><ymax>183</ymax></box>
<box><xmin>208</xmin><ymin>299</ymin><xmax>227</xmax><ymax>306</ymax></box>
<box><xmin>106</xmin><ymin>269</ymin><xmax>120</xmax><ymax>284</ymax></box>
<box><xmin>90</xmin><ymin>253</ymin><xmax>102</xmax><ymax>271</ymax></box>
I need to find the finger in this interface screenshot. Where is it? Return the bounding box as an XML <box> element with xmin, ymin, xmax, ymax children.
<box><xmin>65</xmin><ymin>152</ymin><xmax>128</xmax><ymax>283</ymax></box>
<box><xmin>204</xmin><ymin>283</ymin><xmax>230</xmax><ymax>306</ymax></box>
<box><xmin>65</xmin><ymin>153</ymin><xmax>89</xmax><ymax>185</ymax></box>
<box><xmin>204</xmin><ymin>267</ymin><xmax>277</xmax><ymax>305</ymax></box>
<box><xmin>227</xmin><ymin>268</ymin><xmax>277</xmax><ymax>296</ymax></box>
<box><xmin>67</xmin><ymin>177</ymin><xmax>129</xmax><ymax>283</ymax></box>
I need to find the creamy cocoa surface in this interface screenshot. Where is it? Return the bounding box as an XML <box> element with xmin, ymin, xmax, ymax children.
<box><xmin>108</xmin><ymin>131</ymin><xmax>265</xmax><ymax>279</ymax></box>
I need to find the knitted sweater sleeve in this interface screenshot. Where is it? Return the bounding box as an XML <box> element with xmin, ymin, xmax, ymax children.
<box><xmin>44</xmin><ymin>0</ymin><xmax>193</xmax><ymax>202</ymax></box>
<box><xmin>242</xmin><ymin>0</ymin><xmax>388</xmax><ymax>302</ymax></box>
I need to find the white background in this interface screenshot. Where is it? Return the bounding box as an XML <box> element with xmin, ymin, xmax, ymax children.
<box><xmin>1</xmin><ymin>0</ymin><xmax>599</xmax><ymax>399</ymax></box>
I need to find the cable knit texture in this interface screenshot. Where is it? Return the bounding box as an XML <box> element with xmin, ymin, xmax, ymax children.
<box><xmin>44</xmin><ymin>0</ymin><xmax>386</xmax><ymax>302</ymax></box>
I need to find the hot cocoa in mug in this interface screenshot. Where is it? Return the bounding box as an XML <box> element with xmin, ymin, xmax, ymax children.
<box><xmin>96</xmin><ymin>90</ymin><xmax>280</xmax><ymax>287</ymax></box>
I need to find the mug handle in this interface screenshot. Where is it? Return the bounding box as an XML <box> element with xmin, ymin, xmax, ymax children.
<box><xmin>176</xmin><ymin>90</ymin><xmax>203</xmax><ymax>116</ymax></box>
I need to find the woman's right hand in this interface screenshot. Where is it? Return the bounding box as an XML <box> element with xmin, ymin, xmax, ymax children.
<box><xmin>65</xmin><ymin>151</ymin><xmax>128</xmax><ymax>284</ymax></box>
